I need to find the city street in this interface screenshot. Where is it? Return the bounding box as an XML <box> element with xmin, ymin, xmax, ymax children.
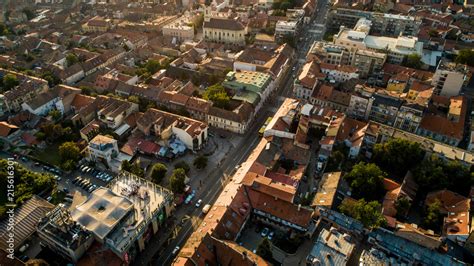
<box><xmin>134</xmin><ymin>1</ymin><xmax>332</xmax><ymax>265</ymax></box>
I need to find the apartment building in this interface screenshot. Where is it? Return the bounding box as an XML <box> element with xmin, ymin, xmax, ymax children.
<box><xmin>162</xmin><ymin>16</ymin><xmax>195</xmax><ymax>42</ymax></box>
<box><xmin>203</xmin><ymin>17</ymin><xmax>246</xmax><ymax>46</ymax></box>
<box><xmin>368</xmin><ymin>93</ymin><xmax>403</xmax><ymax>126</ymax></box>
<box><xmin>88</xmin><ymin>134</ymin><xmax>119</xmax><ymax>165</ymax></box>
<box><xmin>393</xmin><ymin>103</ymin><xmax>424</xmax><ymax>133</ymax></box>
<box><xmin>432</xmin><ymin>60</ymin><xmax>469</xmax><ymax>97</ymax></box>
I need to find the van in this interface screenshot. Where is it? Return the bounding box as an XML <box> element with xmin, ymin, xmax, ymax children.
<box><xmin>202</xmin><ymin>204</ymin><xmax>211</xmax><ymax>214</ymax></box>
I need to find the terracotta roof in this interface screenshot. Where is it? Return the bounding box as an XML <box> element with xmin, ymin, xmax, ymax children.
<box><xmin>242</xmin><ymin>172</ymin><xmax>296</xmax><ymax>203</ymax></box>
<box><xmin>298</xmin><ymin>61</ymin><xmax>324</xmax><ymax>88</ymax></box>
<box><xmin>425</xmin><ymin>189</ymin><xmax>470</xmax><ymax>237</ymax></box>
<box><xmin>0</xmin><ymin>121</ymin><xmax>19</xmax><ymax>137</ymax></box>
<box><xmin>382</xmin><ymin>64</ymin><xmax>434</xmax><ymax>81</ymax></box>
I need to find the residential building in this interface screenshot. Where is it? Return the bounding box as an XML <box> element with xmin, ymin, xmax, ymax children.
<box><xmin>311</xmin><ymin>172</ymin><xmax>342</xmax><ymax>209</ymax></box>
<box><xmin>368</xmin><ymin>92</ymin><xmax>403</xmax><ymax>126</ymax></box>
<box><xmin>21</xmin><ymin>85</ymin><xmax>80</xmax><ymax>116</ymax></box>
<box><xmin>351</xmin><ymin>49</ymin><xmax>386</xmax><ymax>78</ymax></box>
<box><xmin>137</xmin><ymin>108</ymin><xmax>208</xmax><ymax>151</ymax></box>
<box><xmin>327</xmin><ymin>8</ymin><xmax>420</xmax><ymax>36</ymax></box>
<box><xmin>311</xmin><ymin>83</ymin><xmax>351</xmax><ymax>112</ymax></box>
<box><xmin>320</xmin><ymin>63</ymin><xmax>359</xmax><ymax>82</ymax></box>
<box><xmin>71</xmin><ymin>173</ymin><xmax>173</xmax><ymax>262</ymax></box>
<box><xmin>275</xmin><ymin>20</ymin><xmax>298</xmax><ymax>40</ymax></box>
<box><xmin>203</xmin><ymin>17</ymin><xmax>246</xmax><ymax>46</ymax></box>
<box><xmin>294</xmin><ymin>61</ymin><xmax>325</xmax><ymax>100</ymax></box>
<box><xmin>333</xmin><ymin>23</ymin><xmax>423</xmax><ymax>65</ymax></box>
<box><xmin>37</xmin><ymin>206</ymin><xmax>94</xmax><ymax>263</ymax></box>
<box><xmin>82</xmin><ymin>16</ymin><xmax>111</xmax><ymax>33</ymax></box>
<box><xmin>88</xmin><ymin>134</ymin><xmax>119</xmax><ymax>165</ymax></box>
<box><xmin>1</xmin><ymin>69</ymin><xmax>49</xmax><ymax>113</ymax></box>
<box><xmin>306</xmin><ymin>227</ymin><xmax>355</xmax><ymax>266</ymax></box>
<box><xmin>96</xmin><ymin>97</ymin><xmax>139</xmax><ymax>129</ymax></box>
<box><xmin>207</xmin><ymin>102</ymin><xmax>254</xmax><ymax>134</ymax></box>
<box><xmin>425</xmin><ymin>190</ymin><xmax>470</xmax><ymax>245</ymax></box>
<box><xmin>417</xmin><ymin>96</ymin><xmax>466</xmax><ymax>146</ymax></box>
<box><xmin>432</xmin><ymin>60</ymin><xmax>469</xmax><ymax>97</ymax></box>
<box><xmin>393</xmin><ymin>103</ymin><xmax>424</xmax><ymax>133</ymax></box>
<box><xmin>162</xmin><ymin>16</ymin><xmax>195</xmax><ymax>42</ymax></box>
<box><xmin>347</xmin><ymin>85</ymin><xmax>375</xmax><ymax>120</ymax></box>
<box><xmin>307</xmin><ymin>42</ymin><xmax>351</xmax><ymax>65</ymax></box>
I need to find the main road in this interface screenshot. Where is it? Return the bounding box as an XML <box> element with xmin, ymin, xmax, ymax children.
<box><xmin>135</xmin><ymin>1</ymin><xmax>330</xmax><ymax>265</ymax></box>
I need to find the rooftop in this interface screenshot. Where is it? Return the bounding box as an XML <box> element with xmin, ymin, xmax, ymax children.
<box><xmin>307</xmin><ymin>227</ymin><xmax>355</xmax><ymax>266</ymax></box>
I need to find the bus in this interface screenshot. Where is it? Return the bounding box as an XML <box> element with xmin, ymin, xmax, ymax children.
<box><xmin>258</xmin><ymin>117</ymin><xmax>273</xmax><ymax>137</ymax></box>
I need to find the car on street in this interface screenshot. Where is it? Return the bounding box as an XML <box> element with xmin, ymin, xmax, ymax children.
<box><xmin>268</xmin><ymin>231</ymin><xmax>275</xmax><ymax>240</ymax></box>
<box><xmin>195</xmin><ymin>199</ymin><xmax>202</xmax><ymax>208</ymax></box>
<box><xmin>47</xmin><ymin>196</ymin><xmax>52</xmax><ymax>202</ymax></box>
<box><xmin>261</xmin><ymin>227</ymin><xmax>270</xmax><ymax>237</ymax></box>
<box><xmin>172</xmin><ymin>246</ymin><xmax>180</xmax><ymax>256</ymax></box>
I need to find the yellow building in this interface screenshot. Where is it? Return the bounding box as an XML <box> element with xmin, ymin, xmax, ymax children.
<box><xmin>203</xmin><ymin>17</ymin><xmax>246</xmax><ymax>46</ymax></box>
<box><xmin>82</xmin><ymin>16</ymin><xmax>111</xmax><ymax>33</ymax></box>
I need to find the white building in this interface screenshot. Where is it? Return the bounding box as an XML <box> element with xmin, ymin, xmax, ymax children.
<box><xmin>432</xmin><ymin>60</ymin><xmax>469</xmax><ymax>97</ymax></box>
<box><xmin>320</xmin><ymin>63</ymin><xmax>359</xmax><ymax>82</ymax></box>
<box><xmin>162</xmin><ymin>16</ymin><xmax>195</xmax><ymax>42</ymax></box>
<box><xmin>88</xmin><ymin>135</ymin><xmax>119</xmax><ymax>165</ymax></box>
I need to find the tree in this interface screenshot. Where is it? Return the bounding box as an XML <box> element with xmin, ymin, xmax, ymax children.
<box><xmin>193</xmin><ymin>156</ymin><xmax>208</xmax><ymax>169</ymax></box>
<box><xmin>423</xmin><ymin>199</ymin><xmax>442</xmax><ymax>230</ymax></box>
<box><xmin>402</xmin><ymin>54</ymin><xmax>423</xmax><ymax>69</ymax></box>
<box><xmin>373</xmin><ymin>138</ymin><xmax>425</xmax><ymax>176</ymax></box>
<box><xmin>428</xmin><ymin>29</ymin><xmax>439</xmax><ymax>38</ymax></box>
<box><xmin>455</xmin><ymin>49</ymin><xmax>474</xmax><ymax>67</ymax></box>
<box><xmin>41</xmin><ymin>71</ymin><xmax>61</xmax><ymax>87</ymax></box>
<box><xmin>339</xmin><ymin>199</ymin><xmax>386</xmax><ymax>229</ymax></box>
<box><xmin>256</xmin><ymin>238</ymin><xmax>273</xmax><ymax>261</ymax></box>
<box><xmin>394</xmin><ymin>196</ymin><xmax>411</xmax><ymax>219</ymax></box>
<box><xmin>121</xmin><ymin>160</ymin><xmax>132</xmax><ymax>172</ymax></box>
<box><xmin>66</xmin><ymin>53</ymin><xmax>79</xmax><ymax>67</ymax></box>
<box><xmin>22</xmin><ymin>8</ymin><xmax>35</xmax><ymax>20</ymax></box>
<box><xmin>131</xmin><ymin>163</ymin><xmax>145</xmax><ymax>178</ymax></box>
<box><xmin>128</xmin><ymin>95</ymin><xmax>140</xmax><ymax>104</ymax></box>
<box><xmin>144</xmin><ymin>59</ymin><xmax>162</xmax><ymax>75</ymax></box>
<box><xmin>0</xmin><ymin>23</ymin><xmax>9</xmax><ymax>36</ymax></box>
<box><xmin>151</xmin><ymin>163</ymin><xmax>167</xmax><ymax>184</ymax></box>
<box><xmin>203</xmin><ymin>84</ymin><xmax>230</xmax><ymax>109</ymax></box>
<box><xmin>48</xmin><ymin>109</ymin><xmax>62</xmax><ymax>121</ymax></box>
<box><xmin>80</xmin><ymin>86</ymin><xmax>94</xmax><ymax>95</ymax></box>
<box><xmin>170</xmin><ymin>168</ymin><xmax>186</xmax><ymax>193</ymax></box>
<box><xmin>2</xmin><ymin>74</ymin><xmax>19</xmax><ymax>91</ymax></box>
<box><xmin>344</xmin><ymin>162</ymin><xmax>386</xmax><ymax>201</ymax></box>
<box><xmin>58</xmin><ymin>142</ymin><xmax>81</xmax><ymax>170</ymax></box>
<box><xmin>174</xmin><ymin>161</ymin><xmax>191</xmax><ymax>174</ymax></box>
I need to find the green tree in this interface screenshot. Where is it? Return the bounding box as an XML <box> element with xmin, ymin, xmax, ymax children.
<box><xmin>174</xmin><ymin>161</ymin><xmax>190</xmax><ymax>174</ymax></box>
<box><xmin>423</xmin><ymin>199</ymin><xmax>442</xmax><ymax>230</ymax></box>
<box><xmin>58</xmin><ymin>142</ymin><xmax>81</xmax><ymax>170</ymax></box>
<box><xmin>373</xmin><ymin>138</ymin><xmax>425</xmax><ymax>176</ymax></box>
<box><xmin>144</xmin><ymin>59</ymin><xmax>162</xmax><ymax>75</ymax></box>
<box><xmin>203</xmin><ymin>84</ymin><xmax>230</xmax><ymax>109</ymax></box>
<box><xmin>170</xmin><ymin>168</ymin><xmax>186</xmax><ymax>193</ymax></box>
<box><xmin>339</xmin><ymin>199</ymin><xmax>386</xmax><ymax>229</ymax></box>
<box><xmin>121</xmin><ymin>160</ymin><xmax>132</xmax><ymax>172</ymax></box>
<box><xmin>41</xmin><ymin>71</ymin><xmax>61</xmax><ymax>87</ymax></box>
<box><xmin>151</xmin><ymin>163</ymin><xmax>167</xmax><ymax>184</ymax></box>
<box><xmin>344</xmin><ymin>162</ymin><xmax>386</xmax><ymax>201</ymax></box>
<box><xmin>428</xmin><ymin>29</ymin><xmax>439</xmax><ymax>38</ymax></box>
<box><xmin>0</xmin><ymin>23</ymin><xmax>9</xmax><ymax>36</ymax></box>
<box><xmin>402</xmin><ymin>54</ymin><xmax>423</xmax><ymax>69</ymax></box>
<box><xmin>128</xmin><ymin>95</ymin><xmax>140</xmax><ymax>104</ymax></box>
<box><xmin>2</xmin><ymin>74</ymin><xmax>19</xmax><ymax>91</ymax></box>
<box><xmin>394</xmin><ymin>196</ymin><xmax>411</xmax><ymax>219</ymax></box>
<box><xmin>66</xmin><ymin>53</ymin><xmax>79</xmax><ymax>67</ymax></box>
<box><xmin>455</xmin><ymin>49</ymin><xmax>474</xmax><ymax>67</ymax></box>
<box><xmin>256</xmin><ymin>238</ymin><xmax>273</xmax><ymax>261</ymax></box>
<box><xmin>48</xmin><ymin>109</ymin><xmax>62</xmax><ymax>121</ymax></box>
<box><xmin>193</xmin><ymin>156</ymin><xmax>208</xmax><ymax>169</ymax></box>
<box><xmin>131</xmin><ymin>163</ymin><xmax>144</xmax><ymax>178</ymax></box>
<box><xmin>80</xmin><ymin>86</ymin><xmax>94</xmax><ymax>95</ymax></box>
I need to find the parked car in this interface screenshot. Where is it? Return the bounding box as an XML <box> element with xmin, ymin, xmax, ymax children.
<box><xmin>261</xmin><ymin>227</ymin><xmax>270</xmax><ymax>237</ymax></box>
<box><xmin>268</xmin><ymin>231</ymin><xmax>275</xmax><ymax>240</ymax></box>
<box><xmin>195</xmin><ymin>199</ymin><xmax>202</xmax><ymax>208</ymax></box>
<box><xmin>172</xmin><ymin>246</ymin><xmax>180</xmax><ymax>256</ymax></box>
<box><xmin>62</xmin><ymin>188</ymin><xmax>69</xmax><ymax>193</ymax></box>
<box><xmin>47</xmin><ymin>196</ymin><xmax>52</xmax><ymax>202</ymax></box>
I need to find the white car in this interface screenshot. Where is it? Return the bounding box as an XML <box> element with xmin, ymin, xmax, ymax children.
<box><xmin>172</xmin><ymin>246</ymin><xmax>180</xmax><ymax>256</ymax></box>
<box><xmin>195</xmin><ymin>199</ymin><xmax>202</xmax><ymax>208</ymax></box>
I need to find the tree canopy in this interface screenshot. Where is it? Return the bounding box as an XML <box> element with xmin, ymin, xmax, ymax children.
<box><xmin>423</xmin><ymin>199</ymin><xmax>442</xmax><ymax>231</ymax></box>
<box><xmin>455</xmin><ymin>49</ymin><xmax>474</xmax><ymax>67</ymax></box>
<box><xmin>413</xmin><ymin>155</ymin><xmax>472</xmax><ymax>196</ymax></box>
<box><xmin>58</xmin><ymin>142</ymin><xmax>81</xmax><ymax>170</ymax></box>
<box><xmin>151</xmin><ymin>163</ymin><xmax>167</xmax><ymax>184</ymax></box>
<box><xmin>66</xmin><ymin>53</ymin><xmax>79</xmax><ymax>67</ymax></box>
<box><xmin>193</xmin><ymin>156</ymin><xmax>208</xmax><ymax>170</ymax></box>
<box><xmin>339</xmin><ymin>199</ymin><xmax>386</xmax><ymax>229</ymax></box>
<box><xmin>203</xmin><ymin>84</ymin><xmax>230</xmax><ymax>109</ymax></box>
<box><xmin>344</xmin><ymin>162</ymin><xmax>386</xmax><ymax>201</ymax></box>
<box><xmin>2</xmin><ymin>74</ymin><xmax>19</xmax><ymax>91</ymax></box>
<box><xmin>174</xmin><ymin>160</ymin><xmax>191</xmax><ymax>174</ymax></box>
<box><xmin>373</xmin><ymin>138</ymin><xmax>425</xmax><ymax>176</ymax></box>
<box><xmin>402</xmin><ymin>54</ymin><xmax>423</xmax><ymax>69</ymax></box>
<box><xmin>170</xmin><ymin>168</ymin><xmax>186</xmax><ymax>194</ymax></box>
<box><xmin>256</xmin><ymin>238</ymin><xmax>273</xmax><ymax>261</ymax></box>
